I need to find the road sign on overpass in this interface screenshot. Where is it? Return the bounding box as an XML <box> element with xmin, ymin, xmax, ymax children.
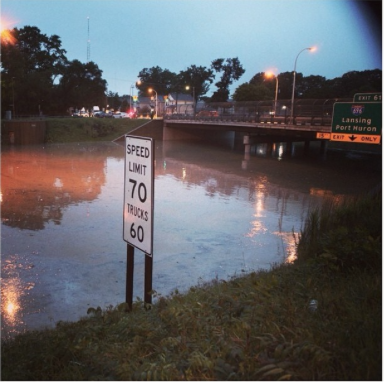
<box><xmin>331</xmin><ymin>102</ymin><xmax>382</xmax><ymax>144</ymax></box>
<box><xmin>353</xmin><ymin>93</ymin><xmax>382</xmax><ymax>103</ymax></box>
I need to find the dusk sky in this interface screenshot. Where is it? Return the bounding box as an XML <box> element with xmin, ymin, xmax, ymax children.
<box><xmin>1</xmin><ymin>0</ymin><xmax>382</xmax><ymax>96</ymax></box>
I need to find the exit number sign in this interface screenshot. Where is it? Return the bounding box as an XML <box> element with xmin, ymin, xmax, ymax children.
<box><xmin>123</xmin><ymin>135</ymin><xmax>154</xmax><ymax>255</ymax></box>
<box><xmin>353</xmin><ymin>93</ymin><xmax>382</xmax><ymax>102</ymax></box>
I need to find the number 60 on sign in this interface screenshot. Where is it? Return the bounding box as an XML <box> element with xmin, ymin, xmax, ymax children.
<box><xmin>123</xmin><ymin>135</ymin><xmax>154</xmax><ymax>256</ymax></box>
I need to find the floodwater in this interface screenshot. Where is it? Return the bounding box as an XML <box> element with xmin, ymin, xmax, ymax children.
<box><xmin>1</xmin><ymin>140</ymin><xmax>381</xmax><ymax>339</ymax></box>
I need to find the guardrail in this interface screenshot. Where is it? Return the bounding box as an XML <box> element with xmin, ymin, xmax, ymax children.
<box><xmin>164</xmin><ymin>98</ymin><xmax>351</xmax><ymax>126</ymax></box>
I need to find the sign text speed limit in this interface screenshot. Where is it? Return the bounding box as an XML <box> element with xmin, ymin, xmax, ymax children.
<box><xmin>123</xmin><ymin>135</ymin><xmax>154</xmax><ymax>255</ymax></box>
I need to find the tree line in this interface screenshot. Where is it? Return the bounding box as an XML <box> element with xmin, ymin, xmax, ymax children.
<box><xmin>1</xmin><ymin>25</ymin><xmax>381</xmax><ymax>116</ymax></box>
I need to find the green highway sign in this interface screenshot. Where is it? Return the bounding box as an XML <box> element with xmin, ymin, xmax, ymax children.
<box><xmin>353</xmin><ymin>93</ymin><xmax>382</xmax><ymax>102</ymax></box>
<box><xmin>331</xmin><ymin>102</ymin><xmax>382</xmax><ymax>144</ymax></box>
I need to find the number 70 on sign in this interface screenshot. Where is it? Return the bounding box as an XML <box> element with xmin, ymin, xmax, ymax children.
<box><xmin>123</xmin><ymin>135</ymin><xmax>154</xmax><ymax>256</ymax></box>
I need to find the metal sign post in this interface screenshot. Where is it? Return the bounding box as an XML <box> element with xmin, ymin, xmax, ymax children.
<box><xmin>123</xmin><ymin>135</ymin><xmax>154</xmax><ymax>310</ymax></box>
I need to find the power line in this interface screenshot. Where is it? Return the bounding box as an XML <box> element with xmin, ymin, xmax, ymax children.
<box><xmin>87</xmin><ymin>17</ymin><xmax>90</xmax><ymax>63</ymax></box>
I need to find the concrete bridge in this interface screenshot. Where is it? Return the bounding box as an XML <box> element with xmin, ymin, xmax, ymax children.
<box><xmin>163</xmin><ymin>117</ymin><xmax>330</xmax><ymax>150</ymax></box>
<box><xmin>127</xmin><ymin>117</ymin><xmax>331</xmax><ymax>155</ymax></box>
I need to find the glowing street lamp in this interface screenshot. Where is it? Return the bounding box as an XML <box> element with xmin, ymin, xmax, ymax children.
<box><xmin>148</xmin><ymin>88</ymin><xmax>157</xmax><ymax>118</ymax></box>
<box><xmin>11</xmin><ymin>77</ymin><xmax>16</xmax><ymax>118</ymax></box>
<box><xmin>129</xmin><ymin>84</ymin><xmax>134</xmax><ymax>111</ymax></box>
<box><xmin>265</xmin><ymin>71</ymin><xmax>279</xmax><ymax>115</ymax></box>
<box><xmin>290</xmin><ymin>47</ymin><xmax>316</xmax><ymax>123</ymax></box>
<box><xmin>185</xmin><ymin>85</ymin><xmax>196</xmax><ymax>117</ymax></box>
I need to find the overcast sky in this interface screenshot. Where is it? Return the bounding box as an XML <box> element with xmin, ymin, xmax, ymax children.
<box><xmin>1</xmin><ymin>0</ymin><xmax>382</xmax><ymax>96</ymax></box>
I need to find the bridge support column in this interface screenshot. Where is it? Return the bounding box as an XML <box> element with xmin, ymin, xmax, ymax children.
<box><xmin>266</xmin><ymin>143</ymin><xmax>273</xmax><ymax>156</ymax></box>
<box><xmin>320</xmin><ymin>140</ymin><xmax>328</xmax><ymax>160</ymax></box>
<box><xmin>304</xmin><ymin>140</ymin><xmax>310</xmax><ymax>152</ymax></box>
<box><xmin>242</xmin><ymin>135</ymin><xmax>251</xmax><ymax>169</ymax></box>
<box><xmin>243</xmin><ymin>135</ymin><xmax>251</xmax><ymax>154</ymax></box>
<box><xmin>320</xmin><ymin>140</ymin><xmax>328</xmax><ymax>153</ymax></box>
<box><xmin>286</xmin><ymin>141</ymin><xmax>293</xmax><ymax>155</ymax></box>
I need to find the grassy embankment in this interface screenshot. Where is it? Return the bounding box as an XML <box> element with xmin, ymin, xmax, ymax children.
<box><xmin>44</xmin><ymin>117</ymin><xmax>150</xmax><ymax>143</ymax></box>
<box><xmin>1</xmin><ymin>121</ymin><xmax>382</xmax><ymax>380</ymax></box>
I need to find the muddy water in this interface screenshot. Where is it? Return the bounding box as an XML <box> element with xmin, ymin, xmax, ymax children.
<box><xmin>1</xmin><ymin>141</ymin><xmax>381</xmax><ymax>339</ymax></box>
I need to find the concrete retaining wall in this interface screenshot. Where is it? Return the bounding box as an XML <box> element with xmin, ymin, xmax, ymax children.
<box><xmin>1</xmin><ymin>120</ymin><xmax>46</xmax><ymax>145</ymax></box>
<box><xmin>114</xmin><ymin>119</ymin><xmax>164</xmax><ymax>142</ymax></box>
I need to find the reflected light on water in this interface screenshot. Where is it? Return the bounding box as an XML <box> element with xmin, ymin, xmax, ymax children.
<box><xmin>310</xmin><ymin>187</ymin><xmax>334</xmax><ymax>197</ymax></box>
<box><xmin>246</xmin><ymin>220</ymin><xmax>267</xmax><ymax>237</ymax></box>
<box><xmin>278</xmin><ymin>144</ymin><xmax>284</xmax><ymax>161</ymax></box>
<box><xmin>2</xmin><ymin>256</ymin><xmax>37</xmax><ymax>336</ymax></box>
<box><xmin>254</xmin><ymin>188</ymin><xmax>265</xmax><ymax>218</ymax></box>
<box><xmin>275</xmin><ymin>231</ymin><xmax>299</xmax><ymax>263</ymax></box>
<box><xmin>1</xmin><ymin>277</ymin><xmax>22</xmax><ymax>328</ymax></box>
<box><xmin>246</xmin><ymin>189</ymin><xmax>267</xmax><ymax>237</ymax></box>
<box><xmin>53</xmin><ymin>177</ymin><xmax>63</xmax><ymax>188</ymax></box>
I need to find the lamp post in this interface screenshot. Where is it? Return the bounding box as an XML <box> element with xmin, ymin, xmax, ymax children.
<box><xmin>290</xmin><ymin>47</ymin><xmax>315</xmax><ymax>123</ymax></box>
<box><xmin>12</xmin><ymin>77</ymin><xmax>15</xmax><ymax>118</ymax></box>
<box><xmin>130</xmin><ymin>85</ymin><xmax>134</xmax><ymax>111</ymax></box>
<box><xmin>185</xmin><ymin>85</ymin><xmax>195</xmax><ymax>117</ymax></box>
<box><xmin>265</xmin><ymin>72</ymin><xmax>279</xmax><ymax>115</ymax></box>
<box><xmin>148</xmin><ymin>88</ymin><xmax>157</xmax><ymax>118</ymax></box>
<box><xmin>282</xmin><ymin>105</ymin><xmax>287</xmax><ymax>124</ymax></box>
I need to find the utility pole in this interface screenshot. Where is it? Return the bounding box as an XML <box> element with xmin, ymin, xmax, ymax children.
<box><xmin>87</xmin><ymin>17</ymin><xmax>90</xmax><ymax>63</ymax></box>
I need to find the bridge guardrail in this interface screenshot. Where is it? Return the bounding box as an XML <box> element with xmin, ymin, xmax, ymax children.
<box><xmin>164</xmin><ymin>98</ymin><xmax>350</xmax><ymax>127</ymax></box>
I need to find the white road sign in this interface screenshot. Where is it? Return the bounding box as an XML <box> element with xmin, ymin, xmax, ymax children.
<box><xmin>123</xmin><ymin>135</ymin><xmax>154</xmax><ymax>255</ymax></box>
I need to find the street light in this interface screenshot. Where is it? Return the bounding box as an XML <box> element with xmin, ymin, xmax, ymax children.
<box><xmin>130</xmin><ymin>84</ymin><xmax>134</xmax><ymax>111</ymax></box>
<box><xmin>265</xmin><ymin>71</ymin><xmax>279</xmax><ymax>115</ymax></box>
<box><xmin>148</xmin><ymin>88</ymin><xmax>157</xmax><ymax>118</ymax></box>
<box><xmin>290</xmin><ymin>47</ymin><xmax>315</xmax><ymax>123</ymax></box>
<box><xmin>185</xmin><ymin>85</ymin><xmax>195</xmax><ymax>117</ymax></box>
<box><xmin>12</xmin><ymin>77</ymin><xmax>15</xmax><ymax>118</ymax></box>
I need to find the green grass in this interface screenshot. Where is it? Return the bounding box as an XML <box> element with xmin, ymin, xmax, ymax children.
<box><xmin>45</xmin><ymin>117</ymin><xmax>150</xmax><ymax>143</ymax></box>
<box><xmin>296</xmin><ymin>192</ymin><xmax>382</xmax><ymax>272</ymax></box>
<box><xmin>1</xmin><ymin>263</ymin><xmax>381</xmax><ymax>380</ymax></box>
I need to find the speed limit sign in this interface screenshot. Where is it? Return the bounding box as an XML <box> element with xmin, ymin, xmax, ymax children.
<box><xmin>123</xmin><ymin>135</ymin><xmax>154</xmax><ymax>255</ymax></box>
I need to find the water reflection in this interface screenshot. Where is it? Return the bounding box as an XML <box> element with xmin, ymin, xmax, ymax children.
<box><xmin>1</xmin><ymin>143</ymin><xmax>123</xmax><ymax>230</ymax></box>
<box><xmin>1</xmin><ymin>141</ymin><xmax>380</xmax><ymax>339</ymax></box>
<box><xmin>1</xmin><ymin>254</ymin><xmax>37</xmax><ymax>337</ymax></box>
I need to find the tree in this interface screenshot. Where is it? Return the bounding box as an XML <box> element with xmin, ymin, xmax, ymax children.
<box><xmin>325</xmin><ymin>69</ymin><xmax>382</xmax><ymax>98</ymax></box>
<box><xmin>232</xmin><ymin>83</ymin><xmax>272</xmax><ymax>102</ymax></box>
<box><xmin>106</xmin><ymin>91</ymin><xmax>121</xmax><ymax>111</ymax></box>
<box><xmin>58</xmin><ymin>60</ymin><xmax>107</xmax><ymax>113</ymax></box>
<box><xmin>137</xmin><ymin>66</ymin><xmax>177</xmax><ymax>96</ymax></box>
<box><xmin>211</xmin><ymin>57</ymin><xmax>245</xmax><ymax>101</ymax></box>
<box><xmin>120</xmin><ymin>95</ymin><xmax>130</xmax><ymax>112</ymax></box>
<box><xmin>177</xmin><ymin>65</ymin><xmax>215</xmax><ymax>103</ymax></box>
<box><xmin>239</xmin><ymin>69</ymin><xmax>382</xmax><ymax>101</ymax></box>
<box><xmin>297</xmin><ymin>75</ymin><xmax>327</xmax><ymax>99</ymax></box>
<box><xmin>1</xmin><ymin>25</ymin><xmax>68</xmax><ymax>115</ymax></box>
<box><xmin>249</xmin><ymin>72</ymin><xmax>294</xmax><ymax>100</ymax></box>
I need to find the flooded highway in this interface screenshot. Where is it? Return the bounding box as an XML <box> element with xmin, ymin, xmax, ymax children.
<box><xmin>1</xmin><ymin>140</ymin><xmax>381</xmax><ymax>339</ymax></box>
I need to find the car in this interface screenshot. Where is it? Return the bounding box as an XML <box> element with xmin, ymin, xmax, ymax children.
<box><xmin>197</xmin><ymin>110</ymin><xmax>218</xmax><ymax>117</ymax></box>
<box><xmin>72</xmin><ymin>111</ymin><xmax>89</xmax><ymax>117</ymax></box>
<box><xmin>113</xmin><ymin>112</ymin><xmax>129</xmax><ymax>119</ymax></box>
<box><xmin>93</xmin><ymin>111</ymin><xmax>113</xmax><ymax>118</ymax></box>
